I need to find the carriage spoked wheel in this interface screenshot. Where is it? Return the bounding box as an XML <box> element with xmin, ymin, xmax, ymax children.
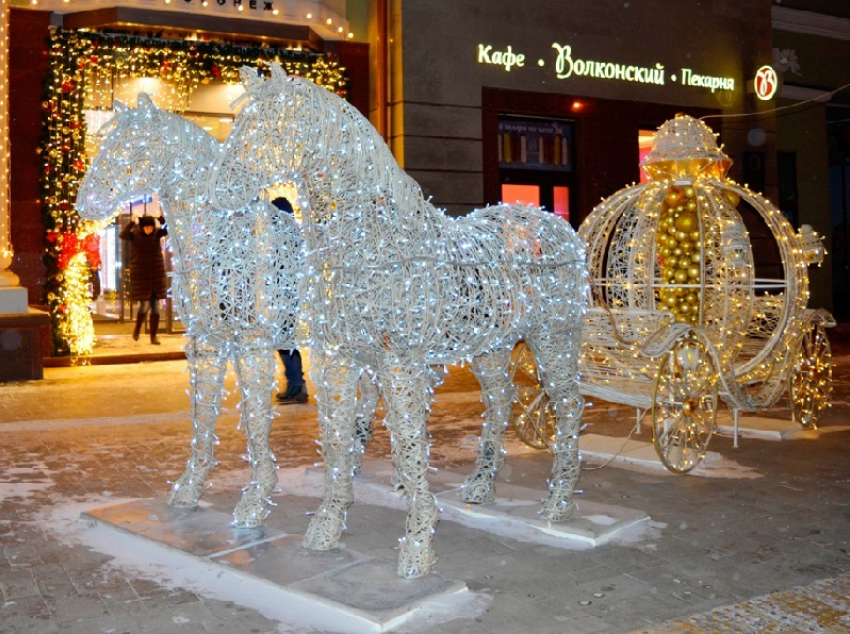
<box><xmin>510</xmin><ymin>342</ymin><xmax>556</xmax><ymax>451</ymax></box>
<box><xmin>652</xmin><ymin>336</ymin><xmax>719</xmax><ymax>474</ymax></box>
<box><xmin>789</xmin><ymin>321</ymin><xmax>832</xmax><ymax>431</ymax></box>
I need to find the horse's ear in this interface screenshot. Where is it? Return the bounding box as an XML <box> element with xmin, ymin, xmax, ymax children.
<box><xmin>269</xmin><ymin>62</ymin><xmax>288</xmax><ymax>83</ymax></box>
<box><xmin>239</xmin><ymin>66</ymin><xmax>262</xmax><ymax>90</ymax></box>
<box><xmin>137</xmin><ymin>92</ymin><xmax>156</xmax><ymax>112</ymax></box>
<box><xmin>113</xmin><ymin>100</ymin><xmax>128</xmax><ymax>114</ymax></box>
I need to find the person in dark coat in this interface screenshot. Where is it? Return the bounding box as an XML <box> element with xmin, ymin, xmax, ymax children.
<box><xmin>271</xmin><ymin>196</ymin><xmax>308</xmax><ymax>404</ymax></box>
<box><xmin>119</xmin><ymin>215</ymin><xmax>168</xmax><ymax>344</ymax></box>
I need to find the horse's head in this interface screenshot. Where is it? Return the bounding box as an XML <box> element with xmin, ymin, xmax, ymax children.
<box><xmin>77</xmin><ymin>93</ymin><xmax>213</xmax><ymax>220</ymax></box>
<box><xmin>210</xmin><ymin>63</ymin><xmax>311</xmax><ymax>211</ymax></box>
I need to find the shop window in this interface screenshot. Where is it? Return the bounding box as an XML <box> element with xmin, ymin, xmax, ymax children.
<box><xmin>502</xmin><ymin>184</ymin><xmax>540</xmax><ymax>207</ymax></box>
<box><xmin>553</xmin><ymin>186</ymin><xmax>570</xmax><ymax>222</ymax></box>
<box><xmin>498</xmin><ymin>115</ymin><xmax>575</xmax><ymax>226</ymax></box>
<box><xmin>82</xmin><ymin>79</ymin><xmax>242</xmax><ymax>331</ymax></box>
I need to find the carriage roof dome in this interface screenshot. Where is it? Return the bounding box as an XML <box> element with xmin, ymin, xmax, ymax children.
<box><xmin>640</xmin><ymin>113</ymin><xmax>731</xmax><ymax>167</ymax></box>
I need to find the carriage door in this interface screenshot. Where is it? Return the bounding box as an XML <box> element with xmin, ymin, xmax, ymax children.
<box><xmin>498</xmin><ymin>116</ymin><xmax>574</xmax><ymax>227</ymax></box>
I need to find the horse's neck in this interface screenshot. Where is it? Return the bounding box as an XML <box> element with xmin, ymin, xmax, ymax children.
<box><xmin>158</xmin><ymin>121</ymin><xmax>218</xmax><ymax>200</ymax></box>
<box><xmin>299</xmin><ymin>106</ymin><xmax>450</xmax><ymax>252</ymax></box>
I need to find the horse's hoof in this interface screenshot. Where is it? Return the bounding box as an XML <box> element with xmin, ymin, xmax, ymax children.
<box><xmin>232</xmin><ymin>488</ymin><xmax>272</xmax><ymax>527</ymax></box>
<box><xmin>232</xmin><ymin>515</ymin><xmax>264</xmax><ymax>529</ymax></box>
<box><xmin>303</xmin><ymin>514</ymin><xmax>344</xmax><ymax>550</ymax></box>
<box><xmin>539</xmin><ymin>497</ymin><xmax>576</xmax><ymax>522</ymax></box>
<box><xmin>166</xmin><ymin>479</ymin><xmax>202</xmax><ymax>508</ymax></box>
<box><xmin>232</xmin><ymin>505</ymin><xmax>269</xmax><ymax>528</ymax></box>
<box><xmin>459</xmin><ymin>478</ymin><xmax>495</xmax><ymax>505</ymax></box>
<box><xmin>397</xmin><ymin>537</ymin><xmax>436</xmax><ymax>579</ymax></box>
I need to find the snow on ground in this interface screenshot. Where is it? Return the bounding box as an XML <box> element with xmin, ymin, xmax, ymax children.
<box><xmin>13</xmin><ymin>468</ymin><xmax>489</xmax><ymax>634</ymax></box>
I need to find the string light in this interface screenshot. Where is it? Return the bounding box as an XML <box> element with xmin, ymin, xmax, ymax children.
<box><xmin>41</xmin><ymin>29</ymin><xmax>347</xmax><ymax>357</ymax></box>
<box><xmin>0</xmin><ymin>2</ymin><xmax>11</xmax><ymax>274</ymax></box>
<box><xmin>210</xmin><ymin>63</ymin><xmax>589</xmax><ymax>579</ymax></box>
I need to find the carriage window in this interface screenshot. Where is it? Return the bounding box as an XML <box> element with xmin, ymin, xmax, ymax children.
<box><xmin>639</xmin><ymin>129</ymin><xmax>655</xmax><ymax>183</ymax></box>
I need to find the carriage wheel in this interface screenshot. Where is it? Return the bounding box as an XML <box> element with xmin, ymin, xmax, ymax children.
<box><xmin>510</xmin><ymin>342</ymin><xmax>556</xmax><ymax>451</ymax></box>
<box><xmin>789</xmin><ymin>322</ymin><xmax>832</xmax><ymax>430</ymax></box>
<box><xmin>652</xmin><ymin>337</ymin><xmax>719</xmax><ymax>474</ymax></box>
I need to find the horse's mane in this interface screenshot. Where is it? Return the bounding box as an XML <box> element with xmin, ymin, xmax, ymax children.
<box><xmin>259</xmin><ymin>68</ymin><xmax>427</xmax><ymax>198</ymax></box>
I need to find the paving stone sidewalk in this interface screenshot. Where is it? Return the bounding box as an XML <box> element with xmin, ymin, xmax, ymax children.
<box><xmin>1</xmin><ymin>334</ymin><xmax>849</xmax><ymax>632</ymax></box>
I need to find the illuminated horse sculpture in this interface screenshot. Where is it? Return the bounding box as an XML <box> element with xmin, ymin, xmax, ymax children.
<box><xmin>210</xmin><ymin>63</ymin><xmax>589</xmax><ymax>578</ymax></box>
<box><xmin>74</xmin><ymin>93</ymin><xmax>382</xmax><ymax>527</ymax></box>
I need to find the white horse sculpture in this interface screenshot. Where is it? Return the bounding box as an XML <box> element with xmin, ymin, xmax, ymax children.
<box><xmin>209</xmin><ymin>64</ymin><xmax>589</xmax><ymax>578</ymax></box>
<box><xmin>74</xmin><ymin>93</ymin><xmax>363</xmax><ymax>527</ymax></box>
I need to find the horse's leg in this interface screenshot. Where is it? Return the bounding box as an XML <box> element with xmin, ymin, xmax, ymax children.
<box><xmin>302</xmin><ymin>348</ymin><xmax>360</xmax><ymax>550</ymax></box>
<box><xmin>167</xmin><ymin>336</ymin><xmax>228</xmax><ymax>508</ymax></box>
<box><xmin>460</xmin><ymin>347</ymin><xmax>513</xmax><ymax>504</ymax></box>
<box><xmin>352</xmin><ymin>369</ymin><xmax>379</xmax><ymax>473</ymax></box>
<box><xmin>526</xmin><ymin>326</ymin><xmax>584</xmax><ymax>521</ymax></box>
<box><xmin>377</xmin><ymin>355</ymin><xmax>439</xmax><ymax>578</ymax></box>
<box><xmin>231</xmin><ymin>344</ymin><xmax>279</xmax><ymax>527</ymax></box>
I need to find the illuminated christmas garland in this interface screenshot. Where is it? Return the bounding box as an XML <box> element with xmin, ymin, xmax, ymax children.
<box><xmin>40</xmin><ymin>28</ymin><xmax>347</xmax><ymax>356</ymax></box>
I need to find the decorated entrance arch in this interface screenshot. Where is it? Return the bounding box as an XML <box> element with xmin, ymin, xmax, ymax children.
<box><xmin>40</xmin><ymin>28</ymin><xmax>348</xmax><ymax>357</ymax></box>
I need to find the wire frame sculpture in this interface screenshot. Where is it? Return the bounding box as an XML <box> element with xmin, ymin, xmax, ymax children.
<box><xmin>76</xmin><ymin>94</ymin><xmax>304</xmax><ymax>527</ymax></box>
<box><xmin>209</xmin><ymin>63</ymin><xmax>589</xmax><ymax>578</ymax></box>
<box><xmin>512</xmin><ymin>114</ymin><xmax>834</xmax><ymax>473</ymax></box>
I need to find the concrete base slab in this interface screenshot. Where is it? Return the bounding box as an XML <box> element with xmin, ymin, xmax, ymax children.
<box><xmin>579</xmin><ymin>432</ymin><xmax>722</xmax><ymax>470</ymax></box>
<box><xmin>82</xmin><ymin>498</ymin><xmax>467</xmax><ymax>632</ymax></box>
<box><xmin>715</xmin><ymin>413</ymin><xmax>799</xmax><ymax>440</ymax></box>
<box><xmin>436</xmin><ymin>485</ymin><xmax>649</xmax><ymax>547</ymax></box>
<box><xmin>347</xmin><ymin>461</ymin><xmax>649</xmax><ymax>549</ymax></box>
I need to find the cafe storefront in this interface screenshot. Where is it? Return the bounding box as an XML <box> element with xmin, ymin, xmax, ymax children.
<box><xmin>376</xmin><ymin>0</ymin><xmax>777</xmax><ymax>224</ymax></box>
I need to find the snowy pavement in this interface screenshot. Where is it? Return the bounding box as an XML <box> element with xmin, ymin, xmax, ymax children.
<box><xmin>1</xmin><ymin>343</ymin><xmax>850</xmax><ymax>632</ymax></box>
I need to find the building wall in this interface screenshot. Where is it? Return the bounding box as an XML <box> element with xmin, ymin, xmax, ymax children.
<box><xmin>9</xmin><ymin>9</ymin><xmax>51</xmax><ymax>305</ymax></box>
<box><xmin>391</xmin><ymin>0</ymin><xmax>775</xmax><ymax>217</ymax></box>
<box><xmin>772</xmin><ymin>20</ymin><xmax>850</xmax><ymax>314</ymax></box>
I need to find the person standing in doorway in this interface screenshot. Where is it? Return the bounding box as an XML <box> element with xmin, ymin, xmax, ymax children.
<box><xmin>272</xmin><ymin>196</ymin><xmax>308</xmax><ymax>404</ymax></box>
<box><xmin>120</xmin><ymin>215</ymin><xmax>168</xmax><ymax>345</ymax></box>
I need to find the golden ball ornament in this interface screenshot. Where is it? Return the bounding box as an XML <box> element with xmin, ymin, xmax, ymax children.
<box><xmin>688</xmin><ymin>266</ymin><xmax>700</xmax><ymax>279</ymax></box>
<box><xmin>724</xmin><ymin>189</ymin><xmax>740</xmax><ymax>207</ymax></box>
<box><xmin>684</xmin><ymin>185</ymin><xmax>696</xmax><ymax>199</ymax></box>
<box><xmin>665</xmin><ymin>187</ymin><xmax>684</xmax><ymax>206</ymax></box>
<box><xmin>674</xmin><ymin>212</ymin><xmax>698</xmax><ymax>233</ymax></box>
<box><xmin>685</xmin><ymin>200</ymin><xmax>698</xmax><ymax>212</ymax></box>
<box><xmin>675</xmin><ymin>270</ymin><xmax>688</xmax><ymax>283</ymax></box>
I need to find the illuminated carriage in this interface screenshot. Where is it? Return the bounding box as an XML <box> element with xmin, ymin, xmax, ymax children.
<box><xmin>512</xmin><ymin>114</ymin><xmax>834</xmax><ymax>473</ymax></box>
